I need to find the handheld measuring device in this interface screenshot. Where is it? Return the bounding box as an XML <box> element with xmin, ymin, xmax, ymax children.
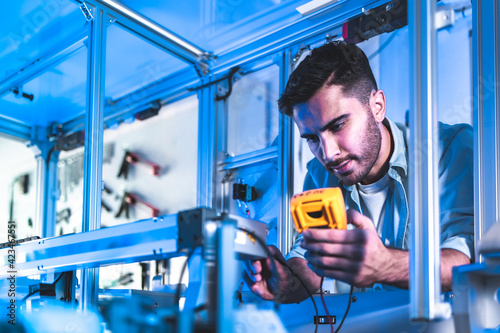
<box><xmin>290</xmin><ymin>188</ymin><xmax>347</xmax><ymax>233</ymax></box>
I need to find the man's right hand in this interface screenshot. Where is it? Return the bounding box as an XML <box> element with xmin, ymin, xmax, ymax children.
<box><xmin>242</xmin><ymin>245</ymin><xmax>293</xmax><ymax>302</ymax></box>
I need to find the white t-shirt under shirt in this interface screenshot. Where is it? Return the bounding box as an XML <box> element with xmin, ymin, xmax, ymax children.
<box><xmin>357</xmin><ymin>173</ymin><xmax>397</xmax><ymax>247</ymax></box>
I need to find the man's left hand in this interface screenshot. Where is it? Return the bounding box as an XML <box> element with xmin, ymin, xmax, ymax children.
<box><xmin>301</xmin><ymin>209</ymin><xmax>397</xmax><ymax>287</ymax></box>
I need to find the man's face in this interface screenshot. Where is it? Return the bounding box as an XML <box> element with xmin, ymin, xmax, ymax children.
<box><xmin>292</xmin><ymin>85</ymin><xmax>382</xmax><ymax>186</ymax></box>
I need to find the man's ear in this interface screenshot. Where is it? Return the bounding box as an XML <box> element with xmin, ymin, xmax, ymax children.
<box><xmin>370</xmin><ymin>90</ymin><xmax>386</xmax><ymax>123</ymax></box>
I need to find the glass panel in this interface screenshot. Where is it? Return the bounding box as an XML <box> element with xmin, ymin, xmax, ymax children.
<box><xmin>0</xmin><ymin>47</ymin><xmax>87</xmax><ymax>127</ymax></box>
<box><xmin>100</xmin><ymin>262</ymin><xmax>142</xmax><ymax>290</ymax></box>
<box><xmin>56</xmin><ymin>145</ymin><xmax>84</xmax><ymax>235</ymax></box>
<box><xmin>227</xmin><ymin>64</ymin><xmax>280</xmax><ymax>156</ymax></box>
<box><xmin>1</xmin><ymin>1</ymin><xmax>84</xmax><ymax>74</ymax></box>
<box><xmin>105</xmin><ymin>24</ymin><xmax>193</xmax><ymax>101</ymax></box>
<box><xmin>0</xmin><ymin>136</ymin><xmax>37</xmax><ymax>240</ymax></box>
<box><xmin>55</xmin><ymin>95</ymin><xmax>199</xmax><ymax>234</ymax></box>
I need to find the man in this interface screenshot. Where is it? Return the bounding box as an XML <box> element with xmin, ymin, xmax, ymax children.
<box><xmin>243</xmin><ymin>41</ymin><xmax>474</xmax><ymax>303</ymax></box>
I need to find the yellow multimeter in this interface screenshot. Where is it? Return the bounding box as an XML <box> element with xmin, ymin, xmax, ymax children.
<box><xmin>290</xmin><ymin>188</ymin><xmax>347</xmax><ymax>233</ymax></box>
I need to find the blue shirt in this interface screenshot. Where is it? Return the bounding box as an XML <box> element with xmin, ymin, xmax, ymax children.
<box><xmin>287</xmin><ymin>118</ymin><xmax>474</xmax><ymax>291</ymax></box>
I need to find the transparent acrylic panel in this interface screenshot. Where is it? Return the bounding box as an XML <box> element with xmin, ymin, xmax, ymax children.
<box><xmin>56</xmin><ymin>145</ymin><xmax>85</xmax><ymax>235</ymax></box>
<box><xmin>56</xmin><ymin>95</ymin><xmax>198</xmax><ymax>234</ymax></box>
<box><xmin>227</xmin><ymin>64</ymin><xmax>280</xmax><ymax>156</ymax></box>
<box><xmin>0</xmin><ymin>136</ymin><xmax>37</xmax><ymax>240</ymax></box>
<box><xmin>1</xmin><ymin>1</ymin><xmax>85</xmax><ymax>76</ymax></box>
<box><xmin>100</xmin><ymin>262</ymin><xmax>142</xmax><ymax>290</ymax></box>
<box><xmin>0</xmin><ymin>46</ymin><xmax>87</xmax><ymax>128</ymax></box>
<box><xmin>105</xmin><ymin>23</ymin><xmax>193</xmax><ymax>101</ymax></box>
<box><xmin>100</xmin><ymin>95</ymin><xmax>199</xmax><ymax>227</ymax></box>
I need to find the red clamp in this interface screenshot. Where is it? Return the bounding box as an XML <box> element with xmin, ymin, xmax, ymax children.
<box><xmin>117</xmin><ymin>151</ymin><xmax>161</xmax><ymax>179</ymax></box>
<box><xmin>126</xmin><ymin>152</ymin><xmax>161</xmax><ymax>175</ymax></box>
<box><xmin>116</xmin><ymin>192</ymin><xmax>160</xmax><ymax>218</ymax></box>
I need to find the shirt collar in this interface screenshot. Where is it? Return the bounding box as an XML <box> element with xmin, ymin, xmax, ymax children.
<box><xmin>384</xmin><ymin>117</ymin><xmax>408</xmax><ymax>177</ymax></box>
<box><xmin>342</xmin><ymin>117</ymin><xmax>408</xmax><ymax>192</ymax></box>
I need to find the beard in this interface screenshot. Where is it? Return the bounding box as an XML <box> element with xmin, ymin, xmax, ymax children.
<box><xmin>327</xmin><ymin>112</ymin><xmax>382</xmax><ymax>186</ymax></box>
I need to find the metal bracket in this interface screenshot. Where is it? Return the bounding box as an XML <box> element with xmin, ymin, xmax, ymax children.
<box><xmin>361</xmin><ymin>7</ymin><xmax>373</xmax><ymax>15</ymax></box>
<box><xmin>221</xmin><ymin>171</ymin><xmax>233</xmax><ymax>184</ymax></box>
<box><xmin>193</xmin><ymin>52</ymin><xmax>214</xmax><ymax>77</ymax></box>
<box><xmin>107</xmin><ymin>14</ymin><xmax>117</xmax><ymax>25</ymax></box>
<box><xmin>435</xmin><ymin>9</ymin><xmax>455</xmax><ymax>30</ymax></box>
<box><xmin>292</xmin><ymin>46</ymin><xmax>310</xmax><ymax>64</ymax></box>
<box><xmin>47</xmin><ymin>123</ymin><xmax>63</xmax><ymax>142</ymax></box>
<box><xmin>80</xmin><ymin>2</ymin><xmax>94</xmax><ymax>21</ymax></box>
<box><xmin>200</xmin><ymin>52</ymin><xmax>215</xmax><ymax>62</ymax></box>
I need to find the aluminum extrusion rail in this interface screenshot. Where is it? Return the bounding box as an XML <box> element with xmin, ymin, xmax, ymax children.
<box><xmin>0</xmin><ymin>215</ymin><xmax>178</xmax><ymax>279</ymax></box>
<box><xmin>219</xmin><ymin>146</ymin><xmax>278</xmax><ymax>171</ymax></box>
<box><xmin>472</xmin><ymin>0</ymin><xmax>500</xmax><ymax>262</ymax></box>
<box><xmin>0</xmin><ymin>116</ymin><xmax>32</xmax><ymax>142</ymax></box>
<box><xmin>409</xmin><ymin>0</ymin><xmax>450</xmax><ymax>321</ymax></box>
<box><xmin>278</xmin><ymin>52</ymin><xmax>294</xmax><ymax>256</ymax></box>
<box><xmin>73</xmin><ymin>0</ymin><xmax>210</xmax><ymax>72</ymax></box>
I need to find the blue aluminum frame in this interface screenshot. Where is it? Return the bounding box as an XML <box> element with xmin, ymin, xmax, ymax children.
<box><xmin>278</xmin><ymin>50</ymin><xmax>295</xmax><ymax>255</ymax></box>
<box><xmin>70</xmin><ymin>0</ymin><xmax>210</xmax><ymax>72</ymax></box>
<box><xmin>32</xmin><ymin>144</ymin><xmax>59</xmax><ymax>239</ymax></box>
<box><xmin>409</xmin><ymin>0</ymin><xmax>451</xmax><ymax>321</ymax></box>
<box><xmin>0</xmin><ymin>116</ymin><xmax>32</xmax><ymax>142</ymax></box>
<box><xmin>197</xmin><ymin>76</ymin><xmax>217</xmax><ymax>209</ymax></box>
<box><xmin>472</xmin><ymin>0</ymin><xmax>500</xmax><ymax>262</ymax></box>
<box><xmin>216</xmin><ymin>219</ymin><xmax>236</xmax><ymax>333</ymax></box>
<box><xmin>0</xmin><ymin>216</ymin><xmax>179</xmax><ymax>279</ymax></box>
<box><xmin>80</xmin><ymin>4</ymin><xmax>107</xmax><ymax>311</ymax></box>
<box><xmin>220</xmin><ymin>146</ymin><xmax>278</xmax><ymax>171</ymax></box>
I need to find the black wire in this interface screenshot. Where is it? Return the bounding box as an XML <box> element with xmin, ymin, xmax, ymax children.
<box><xmin>274</xmin><ymin>256</ymin><xmax>320</xmax><ymax>333</ymax></box>
<box><xmin>214</xmin><ymin>66</ymin><xmax>240</xmax><ymax>101</ymax></box>
<box><xmin>46</xmin><ymin>146</ymin><xmax>55</xmax><ymax>170</ymax></box>
<box><xmin>194</xmin><ymin>303</ymin><xmax>207</xmax><ymax>313</ymax></box>
<box><xmin>236</xmin><ymin>227</ymin><xmax>320</xmax><ymax>333</ymax></box>
<box><xmin>21</xmin><ymin>272</ymin><xmax>65</xmax><ymax>303</ymax></box>
<box><xmin>236</xmin><ymin>227</ymin><xmax>280</xmax><ymax>302</ymax></box>
<box><xmin>175</xmin><ymin>237</ymin><xmax>204</xmax><ymax>306</ymax></box>
<box><xmin>335</xmin><ymin>285</ymin><xmax>354</xmax><ymax>333</ymax></box>
<box><xmin>22</xmin><ymin>289</ymin><xmax>40</xmax><ymax>302</ymax></box>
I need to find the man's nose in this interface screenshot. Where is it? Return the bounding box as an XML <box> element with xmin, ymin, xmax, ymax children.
<box><xmin>320</xmin><ymin>137</ymin><xmax>340</xmax><ymax>161</ymax></box>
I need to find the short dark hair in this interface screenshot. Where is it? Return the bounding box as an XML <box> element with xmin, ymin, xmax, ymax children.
<box><xmin>278</xmin><ymin>41</ymin><xmax>378</xmax><ymax>116</ymax></box>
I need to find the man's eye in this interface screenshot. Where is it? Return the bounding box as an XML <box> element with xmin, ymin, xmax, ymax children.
<box><xmin>306</xmin><ymin>136</ymin><xmax>319</xmax><ymax>143</ymax></box>
<box><xmin>330</xmin><ymin>122</ymin><xmax>344</xmax><ymax>132</ymax></box>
